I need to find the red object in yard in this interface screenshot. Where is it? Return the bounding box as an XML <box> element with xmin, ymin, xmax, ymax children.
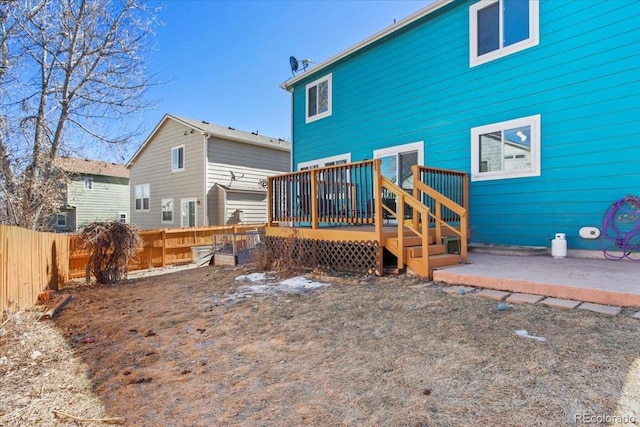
<box><xmin>38</xmin><ymin>290</ymin><xmax>55</xmax><ymax>301</ymax></box>
<box><xmin>81</xmin><ymin>337</ymin><xmax>95</xmax><ymax>344</ymax></box>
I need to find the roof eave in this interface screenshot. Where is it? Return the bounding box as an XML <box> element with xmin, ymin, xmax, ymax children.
<box><xmin>126</xmin><ymin>114</ymin><xmax>290</xmax><ymax>168</ymax></box>
<box><xmin>281</xmin><ymin>0</ymin><xmax>454</xmax><ymax>91</ymax></box>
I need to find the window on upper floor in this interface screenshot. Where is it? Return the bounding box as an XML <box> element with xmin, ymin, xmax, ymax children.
<box><xmin>56</xmin><ymin>213</ymin><xmax>67</xmax><ymax>227</ymax></box>
<box><xmin>161</xmin><ymin>198</ymin><xmax>173</xmax><ymax>223</ymax></box>
<box><xmin>118</xmin><ymin>212</ymin><xmax>127</xmax><ymax>223</ymax></box>
<box><xmin>135</xmin><ymin>184</ymin><xmax>150</xmax><ymax>211</ymax></box>
<box><xmin>469</xmin><ymin>0</ymin><xmax>539</xmax><ymax>67</ymax></box>
<box><xmin>83</xmin><ymin>177</ymin><xmax>93</xmax><ymax>190</ymax></box>
<box><xmin>470</xmin><ymin>114</ymin><xmax>541</xmax><ymax>181</ymax></box>
<box><xmin>172</xmin><ymin>145</ymin><xmax>184</xmax><ymax>171</ymax></box>
<box><xmin>305</xmin><ymin>74</ymin><xmax>332</xmax><ymax>123</ymax></box>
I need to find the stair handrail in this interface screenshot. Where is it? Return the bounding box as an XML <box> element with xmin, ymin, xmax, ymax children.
<box><xmin>379</xmin><ymin>176</ymin><xmax>431</xmax><ymax>270</ymax></box>
<box><xmin>413</xmin><ymin>179</ymin><xmax>468</xmax><ymax>263</ymax></box>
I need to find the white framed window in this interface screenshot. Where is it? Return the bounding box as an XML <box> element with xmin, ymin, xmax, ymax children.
<box><xmin>469</xmin><ymin>0</ymin><xmax>539</xmax><ymax>67</ymax></box>
<box><xmin>298</xmin><ymin>153</ymin><xmax>351</xmax><ymax>171</ymax></box>
<box><xmin>118</xmin><ymin>212</ymin><xmax>127</xmax><ymax>223</ymax></box>
<box><xmin>135</xmin><ymin>184</ymin><xmax>150</xmax><ymax>211</ymax></box>
<box><xmin>56</xmin><ymin>213</ymin><xmax>67</xmax><ymax>227</ymax></box>
<box><xmin>373</xmin><ymin>142</ymin><xmax>424</xmax><ymax>191</ymax></box>
<box><xmin>172</xmin><ymin>145</ymin><xmax>185</xmax><ymax>171</ymax></box>
<box><xmin>470</xmin><ymin>114</ymin><xmax>541</xmax><ymax>182</ymax></box>
<box><xmin>83</xmin><ymin>177</ymin><xmax>93</xmax><ymax>190</ymax></box>
<box><xmin>161</xmin><ymin>198</ymin><xmax>173</xmax><ymax>223</ymax></box>
<box><xmin>305</xmin><ymin>74</ymin><xmax>332</xmax><ymax>123</ymax></box>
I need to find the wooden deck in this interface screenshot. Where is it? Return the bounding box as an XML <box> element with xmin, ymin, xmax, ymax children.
<box><xmin>266</xmin><ymin>160</ymin><xmax>469</xmax><ymax>278</ymax></box>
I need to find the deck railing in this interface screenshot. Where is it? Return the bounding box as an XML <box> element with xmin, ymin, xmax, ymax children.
<box><xmin>268</xmin><ymin>160</ymin><xmax>377</xmax><ymax>227</ymax></box>
<box><xmin>414</xmin><ymin>165</ymin><xmax>468</xmax><ymax>223</ymax></box>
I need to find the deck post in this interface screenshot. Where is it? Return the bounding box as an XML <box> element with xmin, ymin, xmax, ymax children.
<box><xmin>412</xmin><ymin>165</ymin><xmax>420</xmax><ymax>230</ymax></box>
<box><xmin>397</xmin><ymin>193</ymin><xmax>405</xmax><ymax>268</ymax></box>
<box><xmin>310</xmin><ymin>169</ymin><xmax>319</xmax><ymax>229</ymax></box>
<box><xmin>266</xmin><ymin>177</ymin><xmax>273</xmax><ymax>226</ymax></box>
<box><xmin>373</xmin><ymin>159</ymin><xmax>383</xmax><ymax>242</ymax></box>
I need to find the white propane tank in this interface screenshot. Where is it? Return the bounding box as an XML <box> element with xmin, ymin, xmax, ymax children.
<box><xmin>551</xmin><ymin>233</ymin><xmax>567</xmax><ymax>258</ymax></box>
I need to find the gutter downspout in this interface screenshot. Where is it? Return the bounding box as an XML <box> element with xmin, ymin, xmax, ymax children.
<box><xmin>289</xmin><ymin>87</ymin><xmax>294</xmax><ymax>173</ymax></box>
<box><xmin>203</xmin><ymin>133</ymin><xmax>210</xmax><ymax>226</ymax></box>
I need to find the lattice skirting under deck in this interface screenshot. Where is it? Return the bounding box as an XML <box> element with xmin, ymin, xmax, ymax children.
<box><xmin>265</xmin><ymin>236</ymin><xmax>380</xmax><ymax>275</ymax></box>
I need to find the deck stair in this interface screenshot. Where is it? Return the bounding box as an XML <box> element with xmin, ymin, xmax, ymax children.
<box><xmin>384</xmin><ymin>231</ymin><xmax>462</xmax><ymax>278</ymax></box>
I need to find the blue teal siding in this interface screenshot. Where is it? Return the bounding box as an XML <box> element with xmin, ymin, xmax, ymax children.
<box><xmin>288</xmin><ymin>0</ymin><xmax>640</xmax><ymax>251</ymax></box>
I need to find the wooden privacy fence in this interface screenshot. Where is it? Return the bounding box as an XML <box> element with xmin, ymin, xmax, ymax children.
<box><xmin>0</xmin><ymin>225</ymin><xmax>70</xmax><ymax>313</ymax></box>
<box><xmin>68</xmin><ymin>224</ymin><xmax>265</xmax><ymax>279</ymax></box>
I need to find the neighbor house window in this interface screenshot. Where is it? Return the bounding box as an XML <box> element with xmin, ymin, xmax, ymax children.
<box><xmin>172</xmin><ymin>145</ymin><xmax>184</xmax><ymax>171</ymax></box>
<box><xmin>135</xmin><ymin>184</ymin><xmax>150</xmax><ymax>211</ymax></box>
<box><xmin>119</xmin><ymin>212</ymin><xmax>127</xmax><ymax>223</ymax></box>
<box><xmin>56</xmin><ymin>213</ymin><xmax>67</xmax><ymax>227</ymax></box>
<box><xmin>83</xmin><ymin>177</ymin><xmax>93</xmax><ymax>190</ymax></box>
<box><xmin>305</xmin><ymin>74</ymin><xmax>332</xmax><ymax>123</ymax></box>
<box><xmin>161</xmin><ymin>198</ymin><xmax>173</xmax><ymax>223</ymax></box>
<box><xmin>469</xmin><ymin>0</ymin><xmax>539</xmax><ymax>67</ymax></box>
<box><xmin>471</xmin><ymin>114</ymin><xmax>541</xmax><ymax>181</ymax></box>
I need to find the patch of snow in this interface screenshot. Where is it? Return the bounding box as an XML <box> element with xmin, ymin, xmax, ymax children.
<box><xmin>235</xmin><ymin>272</ymin><xmax>268</xmax><ymax>282</ymax></box>
<box><xmin>515</xmin><ymin>329</ymin><xmax>547</xmax><ymax>342</ymax></box>
<box><xmin>230</xmin><ymin>274</ymin><xmax>329</xmax><ymax>300</ymax></box>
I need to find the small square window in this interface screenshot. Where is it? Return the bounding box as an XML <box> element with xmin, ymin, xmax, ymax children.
<box><xmin>470</xmin><ymin>0</ymin><xmax>539</xmax><ymax>67</ymax></box>
<box><xmin>471</xmin><ymin>114</ymin><xmax>541</xmax><ymax>181</ymax></box>
<box><xmin>83</xmin><ymin>178</ymin><xmax>93</xmax><ymax>190</ymax></box>
<box><xmin>161</xmin><ymin>198</ymin><xmax>173</xmax><ymax>223</ymax></box>
<box><xmin>56</xmin><ymin>213</ymin><xmax>67</xmax><ymax>227</ymax></box>
<box><xmin>172</xmin><ymin>146</ymin><xmax>184</xmax><ymax>171</ymax></box>
<box><xmin>119</xmin><ymin>213</ymin><xmax>127</xmax><ymax>223</ymax></box>
<box><xmin>305</xmin><ymin>74</ymin><xmax>332</xmax><ymax>123</ymax></box>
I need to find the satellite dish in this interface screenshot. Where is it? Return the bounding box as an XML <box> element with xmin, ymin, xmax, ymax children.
<box><xmin>289</xmin><ymin>56</ymin><xmax>312</xmax><ymax>76</ymax></box>
<box><xmin>289</xmin><ymin>56</ymin><xmax>299</xmax><ymax>76</ymax></box>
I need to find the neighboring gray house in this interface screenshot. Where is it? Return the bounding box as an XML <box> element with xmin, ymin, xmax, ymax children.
<box><xmin>126</xmin><ymin>114</ymin><xmax>291</xmax><ymax>229</ymax></box>
<box><xmin>53</xmin><ymin>157</ymin><xmax>130</xmax><ymax>232</ymax></box>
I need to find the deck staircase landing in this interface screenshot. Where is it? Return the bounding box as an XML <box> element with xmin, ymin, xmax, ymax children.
<box><xmin>384</xmin><ymin>232</ymin><xmax>462</xmax><ymax>278</ymax></box>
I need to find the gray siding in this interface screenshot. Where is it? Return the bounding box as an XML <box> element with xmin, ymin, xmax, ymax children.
<box><xmin>206</xmin><ymin>137</ymin><xmax>290</xmax><ymax>225</ymax></box>
<box><xmin>208</xmin><ymin>137</ymin><xmax>290</xmax><ymax>172</ymax></box>
<box><xmin>225</xmin><ymin>192</ymin><xmax>268</xmax><ymax>224</ymax></box>
<box><xmin>129</xmin><ymin>120</ymin><xmax>206</xmax><ymax>229</ymax></box>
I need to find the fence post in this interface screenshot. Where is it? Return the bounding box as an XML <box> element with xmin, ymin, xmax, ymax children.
<box><xmin>161</xmin><ymin>229</ymin><xmax>166</xmax><ymax>267</ymax></box>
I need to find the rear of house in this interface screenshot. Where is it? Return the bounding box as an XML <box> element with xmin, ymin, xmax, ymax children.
<box><xmin>127</xmin><ymin>114</ymin><xmax>291</xmax><ymax>229</ymax></box>
<box><xmin>282</xmin><ymin>0</ymin><xmax>640</xmax><ymax>256</ymax></box>
<box><xmin>54</xmin><ymin>157</ymin><xmax>130</xmax><ymax>233</ymax></box>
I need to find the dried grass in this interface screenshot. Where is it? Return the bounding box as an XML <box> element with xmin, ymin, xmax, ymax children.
<box><xmin>2</xmin><ymin>266</ymin><xmax>639</xmax><ymax>426</ymax></box>
<box><xmin>0</xmin><ymin>310</ymin><xmax>111</xmax><ymax>426</ymax></box>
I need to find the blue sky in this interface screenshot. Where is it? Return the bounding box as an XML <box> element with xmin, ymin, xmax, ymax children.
<box><xmin>116</xmin><ymin>0</ymin><xmax>432</xmax><ymax>162</ymax></box>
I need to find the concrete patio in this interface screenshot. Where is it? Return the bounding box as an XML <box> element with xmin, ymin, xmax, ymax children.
<box><xmin>432</xmin><ymin>252</ymin><xmax>640</xmax><ymax>308</ymax></box>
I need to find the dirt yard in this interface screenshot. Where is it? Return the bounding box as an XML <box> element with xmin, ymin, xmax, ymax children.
<box><xmin>1</xmin><ymin>263</ymin><xmax>639</xmax><ymax>426</ymax></box>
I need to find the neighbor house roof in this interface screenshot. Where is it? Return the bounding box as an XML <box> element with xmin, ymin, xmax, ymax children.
<box><xmin>281</xmin><ymin>0</ymin><xmax>453</xmax><ymax>91</ymax></box>
<box><xmin>57</xmin><ymin>156</ymin><xmax>129</xmax><ymax>178</ymax></box>
<box><xmin>126</xmin><ymin>114</ymin><xmax>291</xmax><ymax>168</ymax></box>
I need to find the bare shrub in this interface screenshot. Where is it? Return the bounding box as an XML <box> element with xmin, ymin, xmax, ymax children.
<box><xmin>254</xmin><ymin>243</ymin><xmax>271</xmax><ymax>271</ymax></box>
<box><xmin>81</xmin><ymin>221</ymin><xmax>142</xmax><ymax>284</ymax></box>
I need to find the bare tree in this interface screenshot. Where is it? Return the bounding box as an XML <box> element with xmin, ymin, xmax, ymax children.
<box><xmin>0</xmin><ymin>0</ymin><xmax>161</xmax><ymax>229</ymax></box>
